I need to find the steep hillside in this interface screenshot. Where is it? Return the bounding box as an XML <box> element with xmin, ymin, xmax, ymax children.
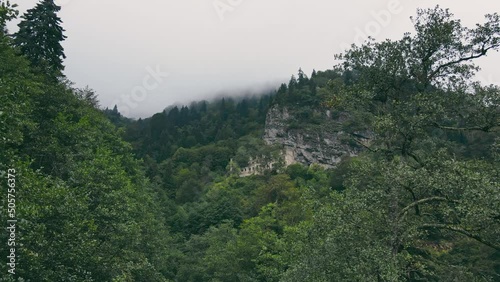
<box><xmin>0</xmin><ymin>33</ymin><xmax>176</xmax><ymax>281</ymax></box>
<box><xmin>122</xmin><ymin>68</ymin><xmax>366</xmax><ymax>172</ymax></box>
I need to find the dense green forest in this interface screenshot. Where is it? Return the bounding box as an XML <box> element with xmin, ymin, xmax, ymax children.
<box><xmin>1</xmin><ymin>1</ymin><xmax>499</xmax><ymax>281</ymax></box>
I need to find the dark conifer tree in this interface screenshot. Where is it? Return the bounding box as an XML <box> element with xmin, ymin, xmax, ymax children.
<box><xmin>278</xmin><ymin>83</ymin><xmax>288</xmax><ymax>93</ymax></box>
<box><xmin>297</xmin><ymin>68</ymin><xmax>308</xmax><ymax>87</ymax></box>
<box><xmin>288</xmin><ymin>75</ymin><xmax>297</xmax><ymax>91</ymax></box>
<box><xmin>200</xmin><ymin>100</ymin><xmax>208</xmax><ymax>113</ymax></box>
<box><xmin>168</xmin><ymin>106</ymin><xmax>180</xmax><ymax>125</ymax></box>
<box><xmin>220</xmin><ymin>98</ymin><xmax>229</xmax><ymax>121</ymax></box>
<box><xmin>311</xmin><ymin>69</ymin><xmax>317</xmax><ymax>78</ymax></box>
<box><xmin>14</xmin><ymin>0</ymin><xmax>67</xmax><ymax>76</ymax></box>
<box><xmin>179</xmin><ymin>106</ymin><xmax>189</xmax><ymax>126</ymax></box>
<box><xmin>237</xmin><ymin>99</ymin><xmax>249</xmax><ymax>117</ymax></box>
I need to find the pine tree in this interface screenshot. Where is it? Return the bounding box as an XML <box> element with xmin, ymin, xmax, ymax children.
<box><xmin>311</xmin><ymin>69</ymin><xmax>317</xmax><ymax>78</ymax></box>
<box><xmin>297</xmin><ymin>68</ymin><xmax>308</xmax><ymax>87</ymax></box>
<box><xmin>14</xmin><ymin>0</ymin><xmax>66</xmax><ymax>76</ymax></box>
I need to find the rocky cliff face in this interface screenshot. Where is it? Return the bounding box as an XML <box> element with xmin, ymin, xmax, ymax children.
<box><xmin>263</xmin><ymin>106</ymin><xmax>364</xmax><ymax>168</ymax></box>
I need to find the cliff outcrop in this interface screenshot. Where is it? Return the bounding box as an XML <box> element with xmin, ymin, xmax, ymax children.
<box><xmin>263</xmin><ymin>106</ymin><xmax>367</xmax><ymax>168</ymax></box>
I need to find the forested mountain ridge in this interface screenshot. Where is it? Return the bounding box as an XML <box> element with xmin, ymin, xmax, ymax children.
<box><xmin>1</xmin><ymin>2</ymin><xmax>500</xmax><ymax>281</ymax></box>
<box><xmin>119</xmin><ymin>68</ymin><xmax>351</xmax><ymax>171</ymax></box>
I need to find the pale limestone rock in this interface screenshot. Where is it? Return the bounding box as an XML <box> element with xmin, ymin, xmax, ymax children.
<box><xmin>263</xmin><ymin>105</ymin><xmax>366</xmax><ymax>168</ymax></box>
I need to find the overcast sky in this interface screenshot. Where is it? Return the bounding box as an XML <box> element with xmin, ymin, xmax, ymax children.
<box><xmin>8</xmin><ymin>1</ymin><xmax>500</xmax><ymax>118</ymax></box>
